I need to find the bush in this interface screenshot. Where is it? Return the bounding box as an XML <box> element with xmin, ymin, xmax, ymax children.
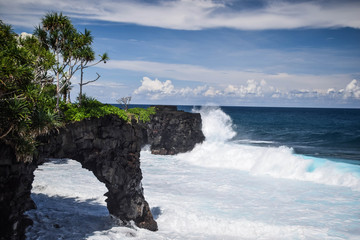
<box><xmin>128</xmin><ymin>107</ymin><xmax>156</xmax><ymax>123</ymax></box>
<box><xmin>61</xmin><ymin>95</ymin><xmax>155</xmax><ymax>123</ymax></box>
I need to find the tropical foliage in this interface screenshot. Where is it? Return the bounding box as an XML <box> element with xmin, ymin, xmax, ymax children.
<box><xmin>1</xmin><ymin>14</ymin><xmax>154</xmax><ymax>162</ymax></box>
<box><xmin>0</xmin><ymin>20</ymin><xmax>61</xmax><ymax>162</ymax></box>
<box><xmin>61</xmin><ymin>94</ymin><xmax>155</xmax><ymax>123</ymax></box>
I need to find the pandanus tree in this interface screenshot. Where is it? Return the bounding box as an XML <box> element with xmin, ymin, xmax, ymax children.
<box><xmin>34</xmin><ymin>12</ymin><xmax>76</xmax><ymax>109</ymax></box>
<box><xmin>76</xmin><ymin>29</ymin><xmax>109</xmax><ymax>106</ymax></box>
<box><xmin>34</xmin><ymin>12</ymin><xmax>108</xmax><ymax>109</ymax></box>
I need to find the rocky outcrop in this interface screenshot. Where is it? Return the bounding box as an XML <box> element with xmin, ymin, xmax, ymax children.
<box><xmin>145</xmin><ymin>105</ymin><xmax>205</xmax><ymax>155</ymax></box>
<box><xmin>0</xmin><ymin>144</ymin><xmax>37</xmax><ymax>240</ymax></box>
<box><xmin>0</xmin><ymin>106</ymin><xmax>204</xmax><ymax>240</ymax></box>
<box><xmin>36</xmin><ymin>115</ymin><xmax>158</xmax><ymax>232</ymax></box>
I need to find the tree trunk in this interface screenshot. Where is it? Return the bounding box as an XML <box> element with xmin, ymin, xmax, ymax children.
<box><xmin>67</xmin><ymin>90</ymin><xmax>71</xmax><ymax>103</ymax></box>
<box><xmin>56</xmin><ymin>53</ymin><xmax>60</xmax><ymax>110</ymax></box>
<box><xmin>79</xmin><ymin>64</ymin><xmax>84</xmax><ymax>107</ymax></box>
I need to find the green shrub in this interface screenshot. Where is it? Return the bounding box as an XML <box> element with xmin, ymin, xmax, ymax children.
<box><xmin>61</xmin><ymin>96</ymin><xmax>155</xmax><ymax>123</ymax></box>
<box><xmin>128</xmin><ymin>107</ymin><xmax>156</xmax><ymax>123</ymax></box>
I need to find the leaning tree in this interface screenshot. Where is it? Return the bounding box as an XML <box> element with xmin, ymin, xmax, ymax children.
<box><xmin>76</xmin><ymin>29</ymin><xmax>109</xmax><ymax>106</ymax></box>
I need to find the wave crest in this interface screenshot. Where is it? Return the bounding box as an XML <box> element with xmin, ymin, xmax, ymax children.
<box><xmin>182</xmin><ymin>107</ymin><xmax>360</xmax><ymax>191</ymax></box>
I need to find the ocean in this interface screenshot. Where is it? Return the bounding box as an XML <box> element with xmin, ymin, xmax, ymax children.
<box><xmin>26</xmin><ymin>106</ymin><xmax>360</xmax><ymax>239</ymax></box>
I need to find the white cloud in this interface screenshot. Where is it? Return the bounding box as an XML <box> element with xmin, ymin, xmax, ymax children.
<box><xmin>344</xmin><ymin>79</ymin><xmax>360</xmax><ymax>99</ymax></box>
<box><xmin>204</xmin><ymin>87</ymin><xmax>221</xmax><ymax>97</ymax></box>
<box><xmin>1</xmin><ymin>0</ymin><xmax>360</xmax><ymax>30</ymax></box>
<box><xmin>224</xmin><ymin>80</ymin><xmax>273</xmax><ymax>97</ymax></box>
<box><xmin>178</xmin><ymin>85</ymin><xmax>208</xmax><ymax>96</ymax></box>
<box><xmin>133</xmin><ymin>77</ymin><xmax>360</xmax><ymax>106</ymax></box>
<box><xmin>134</xmin><ymin>77</ymin><xmax>175</xmax><ymax>99</ymax></box>
<box><xmin>134</xmin><ymin>76</ymin><xmax>210</xmax><ymax>99</ymax></box>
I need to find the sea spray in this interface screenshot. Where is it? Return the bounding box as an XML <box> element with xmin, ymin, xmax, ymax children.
<box><xmin>193</xmin><ymin>106</ymin><xmax>236</xmax><ymax>142</ymax></box>
<box><xmin>177</xmin><ymin>106</ymin><xmax>360</xmax><ymax>191</ymax></box>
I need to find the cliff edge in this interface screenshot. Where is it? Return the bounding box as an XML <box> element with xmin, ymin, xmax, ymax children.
<box><xmin>145</xmin><ymin>105</ymin><xmax>205</xmax><ymax>155</ymax></box>
<box><xmin>0</xmin><ymin>106</ymin><xmax>204</xmax><ymax>240</ymax></box>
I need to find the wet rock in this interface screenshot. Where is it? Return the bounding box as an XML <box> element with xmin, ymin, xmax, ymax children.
<box><xmin>144</xmin><ymin>105</ymin><xmax>205</xmax><ymax>155</ymax></box>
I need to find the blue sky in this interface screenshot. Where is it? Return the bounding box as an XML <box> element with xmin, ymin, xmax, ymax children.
<box><xmin>1</xmin><ymin>0</ymin><xmax>360</xmax><ymax>107</ymax></box>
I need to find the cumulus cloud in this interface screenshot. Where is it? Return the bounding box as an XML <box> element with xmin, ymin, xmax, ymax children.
<box><xmin>344</xmin><ymin>79</ymin><xmax>360</xmax><ymax>99</ymax></box>
<box><xmin>134</xmin><ymin>77</ymin><xmax>176</xmax><ymax>100</ymax></box>
<box><xmin>134</xmin><ymin>76</ymin><xmax>213</xmax><ymax>100</ymax></box>
<box><xmin>134</xmin><ymin>77</ymin><xmax>174</xmax><ymax>94</ymax></box>
<box><xmin>224</xmin><ymin>80</ymin><xmax>272</xmax><ymax>97</ymax></box>
<box><xmin>1</xmin><ymin>0</ymin><xmax>360</xmax><ymax>30</ymax></box>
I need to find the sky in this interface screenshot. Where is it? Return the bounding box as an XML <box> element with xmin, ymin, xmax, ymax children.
<box><xmin>1</xmin><ymin>0</ymin><xmax>360</xmax><ymax>108</ymax></box>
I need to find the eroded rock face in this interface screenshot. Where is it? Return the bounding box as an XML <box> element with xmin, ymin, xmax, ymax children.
<box><xmin>0</xmin><ymin>144</ymin><xmax>37</xmax><ymax>240</ymax></box>
<box><xmin>36</xmin><ymin>115</ymin><xmax>158</xmax><ymax>231</ymax></box>
<box><xmin>0</xmin><ymin>106</ymin><xmax>205</xmax><ymax>239</ymax></box>
<box><xmin>145</xmin><ymin>106</ymin><xmax>205</xmax><ymax>155</ymax></box>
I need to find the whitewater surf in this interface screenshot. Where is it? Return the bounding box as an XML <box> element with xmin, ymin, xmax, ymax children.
<box><xmin>26</xmin><ymin>106</ymin><xmax>360</xmax><ymax>239</ymax></box>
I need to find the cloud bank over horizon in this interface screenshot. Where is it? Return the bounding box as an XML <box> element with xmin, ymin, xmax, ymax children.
<box><xmin>131</xmin><ymin>76</ymin><xmax>360</xmax><ymax>106</ymax></box>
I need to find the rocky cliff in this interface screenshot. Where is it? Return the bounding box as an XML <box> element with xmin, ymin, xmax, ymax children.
<box><xmin>0</xmin><ymin>144</ymin><xmax>37</xmax><ymax>240</ymax></box>
<box><xmin>145</xmin><ymin>105</ymin><xmax>204</xmax><ymax>155</ymax></box>
<box><xmin>0</xmin><ymin>106</ymin><xmax>204</xmax><ymax>240</ymax></box>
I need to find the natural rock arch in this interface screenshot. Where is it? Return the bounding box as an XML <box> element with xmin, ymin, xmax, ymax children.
<box><xmin>0</xmin><ymin>106</ymin><xmax>204</xmax><ymax>240</ymax></box>
<box><xmin>36</xmin><ymin>115</ymin><xmax>157</xmax><ymax>231</ymax></box>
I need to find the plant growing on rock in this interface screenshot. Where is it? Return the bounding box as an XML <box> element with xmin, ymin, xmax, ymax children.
<box><xmin>0</xmin><ymin>20</ymin><xmax>62</xmax><ymax>162</ymax></box>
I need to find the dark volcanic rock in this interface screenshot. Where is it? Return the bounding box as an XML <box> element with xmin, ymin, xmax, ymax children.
<box><xmin>0</xmin><ymin>144</ymin><xmax>37</xmax><ymax>240</ymax></box>
<box><xmin>0</xmin><ymin>107</ymin><xmax>204</xmax><ymax>239</ymax></box>
<box><xmin>36</xmin><ymin>115</ymin><xmax>158</xmax><ymax>231</ymax></box>
<box><xmin>145</xmin><ymin>105</ymin><xmax>205</xmax><ymax>155</ymax></box>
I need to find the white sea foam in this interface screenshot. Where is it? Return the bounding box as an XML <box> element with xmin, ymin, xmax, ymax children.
<box><xmin>194</xmin><ymin>106</ymin><xmax>236</xmax><ymax>142</ymax></box>
<box><xmin>25</xmin><ymin>106</ymin><xmax>360</xmax><ymax>239</ymax></box>
<box><xmin>179</xmin><ymin>106</ymin><xmax>360</xmax><ymax>191</ymax></box>
<box><xmin>26</xmin><ymin>152</ymin><xmax>360</xmax><ymax>239</ymax></box>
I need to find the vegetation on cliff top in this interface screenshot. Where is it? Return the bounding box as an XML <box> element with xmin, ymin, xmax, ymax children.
<box><xmin>61</xmin><ymin>95</ymin><xmax>155</xmax><ymax>123</ymax></box>
<box><xmin>0</xmin><ymin>16</ymin><xmax>155</xmax><ymax>162</ymax></box>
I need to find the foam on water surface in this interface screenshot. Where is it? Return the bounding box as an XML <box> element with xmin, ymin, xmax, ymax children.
<box><xmin>26</xmin><ymin>106</ymin><xmax>360</xmax><ymax>239</ymax></box>
<box><xmin>185</xmin><ymin>106</ymin><xmax>360</xmax><ymax>191</ymax></box>
<box><xmin>27</xmin><ymin>156</ymin><xmax>360</xmax><ymax>239</ymax></box>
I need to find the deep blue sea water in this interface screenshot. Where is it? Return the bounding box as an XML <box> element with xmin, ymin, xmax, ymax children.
<box><xmin>220</xmin><ymin>106</ymin><xmax>360</xmax><ymax>163</ymax></box>
<box><xmin>126</xmin><ymin>104</ymin><xmax>360</xmax><ymax>163</ymax></box>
